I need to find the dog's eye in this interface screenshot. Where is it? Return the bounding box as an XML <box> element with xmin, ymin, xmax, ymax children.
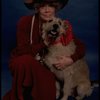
<box><xmin>48</xmin><ymin>20</ymin><xmax>53</xmax><ymax>23</ymax></box>
<box><xmin>59</xmin><ymin>21</ymin><xmax>61</xmax><ymax>25</ymax></box>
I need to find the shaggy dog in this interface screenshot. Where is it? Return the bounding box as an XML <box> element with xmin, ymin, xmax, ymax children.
<box><xmin>38</xmin><ymin>18</ymin><xmax>93</xmax><ymax>100</ymax></box>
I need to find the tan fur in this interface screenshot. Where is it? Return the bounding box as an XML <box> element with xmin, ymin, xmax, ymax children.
<box><xmin>41</xmin><ymin>18</ymin><xmax>93</xmax><ymax>100</ymax></box>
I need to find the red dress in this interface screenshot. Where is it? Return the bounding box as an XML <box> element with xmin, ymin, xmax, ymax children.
<box><xmin>3</xmin><ymin>14</ymin><xmax>85</xmax><ymax>100</ymax></box>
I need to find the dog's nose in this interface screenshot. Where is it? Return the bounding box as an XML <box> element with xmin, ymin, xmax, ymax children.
<box><xmin>53</xmin><ymin>24</ymin><xmax>59</xmax><ymax>29</ymax></box>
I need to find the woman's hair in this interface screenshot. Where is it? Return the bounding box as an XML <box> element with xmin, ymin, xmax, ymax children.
<box><xmin>34</xmin><ymin>2</ymin><xmax>62</xmax><ymax>10</ymax></box>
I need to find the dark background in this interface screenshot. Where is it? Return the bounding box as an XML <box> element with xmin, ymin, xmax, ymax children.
<box><xmin>1</xmin><ymin>0</ymin><xmax>99</xmax><ymax>98</ymax></box>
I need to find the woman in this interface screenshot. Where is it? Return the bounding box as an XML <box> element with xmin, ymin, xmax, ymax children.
<box><xmin>3</xmin><ymin>0</ymin><xmax>86</xmax><ymax>100</ymax></box>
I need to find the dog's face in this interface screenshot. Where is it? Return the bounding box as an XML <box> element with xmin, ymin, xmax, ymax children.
<box><xmin>42</xmin><ymin>18</ymin><xmax>68</xmax><ymax>43</ymax></box>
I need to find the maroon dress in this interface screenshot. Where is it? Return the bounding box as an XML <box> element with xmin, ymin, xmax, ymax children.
<box><xmin>3</xmin><ymin>14</ymin><xmax>85</xmax><ymax>100</ymax></box>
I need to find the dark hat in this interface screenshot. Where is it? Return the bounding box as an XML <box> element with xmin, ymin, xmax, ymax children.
<box><xmin>24</xmin><ymin>0</ymin><xmax>69</xmax><ymax>10</ymax></box>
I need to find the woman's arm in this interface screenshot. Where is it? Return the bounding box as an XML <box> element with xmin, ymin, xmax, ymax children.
<box><xmin>71</xmin><ymin>37</ymin><xmax>86</xmax><ymax>62</ymax></box>
<box><xmin>11</xmin><ymin>16</ymin><xmax>46</xmax><ymax>57</ymax></box>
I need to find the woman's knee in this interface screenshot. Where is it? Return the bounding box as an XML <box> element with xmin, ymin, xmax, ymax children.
<box><xmin>11</xmin><ymin>54</ymin><xmax>35</xmax><ymax>65</ymax></box>
<box><xmin>9</xmin><ymin>54</ymin><xmax>38</xmax><ymax>77</ymax></box>
<box><xmin>9</xmin><ymin>54</ymin><xmax>37</xmax><ymax>71</ymax></box>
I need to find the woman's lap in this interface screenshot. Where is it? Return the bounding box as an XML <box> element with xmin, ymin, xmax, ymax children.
<box><xmin>3</xmin><ymin>54</ymin><xmax>56</xmax><ymax>100</ymax></box>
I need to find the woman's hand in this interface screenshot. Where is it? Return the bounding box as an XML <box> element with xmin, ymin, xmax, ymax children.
<box><xmin>53</xmin><ymin>56</ymin><xmax>74</xmax><ymax>70</ymax></box>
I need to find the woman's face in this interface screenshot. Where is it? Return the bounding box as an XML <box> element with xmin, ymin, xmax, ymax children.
<box><xmin>38</xmin><ymin>4</ymin><xmax>56</xmax><ymax>21</ymax></box>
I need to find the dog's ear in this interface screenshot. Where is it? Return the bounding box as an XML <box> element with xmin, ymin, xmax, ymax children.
<box><xmin>58</xmin><ymin>20</ymin><xmax>68</xmax><ymax>36</ymax></box>
<box><xmin>58</xmin><ymin>19</ymin><xmax>68</xmax><ymax>30</ymax></box>
<box><xmin>63</xmin><ymin>20</ymin><xmax>68</xmax><ymax>30</ymax></box>
<box><xmin>42</xmin><ymin>22</ymin><xmax>49</xmax><ymax>32</ymax></box>
<box><xmin>42</xmin><ymin>23</ymin><xmax>46</xmax><ymax>30</ymax></box>
<box><xmin>57</xmin><ymin>18</ymin><xmax>62</xmax><ymax>25</ymax></box>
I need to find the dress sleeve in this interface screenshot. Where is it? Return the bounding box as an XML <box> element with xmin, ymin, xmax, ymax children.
<box><xmin>65</xmin><ymin>20</ymin><xmax>86</xmax><ymax>62</ymax></box>
<box><xmin>71</xmin><ymin>37</ymin><xmax>86</xmax><ymax>62</ymax></box>
<box><xmin>11</xmin><ymin>16</ymin><xmax>46</xmax><ymax>57</ymax></box>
